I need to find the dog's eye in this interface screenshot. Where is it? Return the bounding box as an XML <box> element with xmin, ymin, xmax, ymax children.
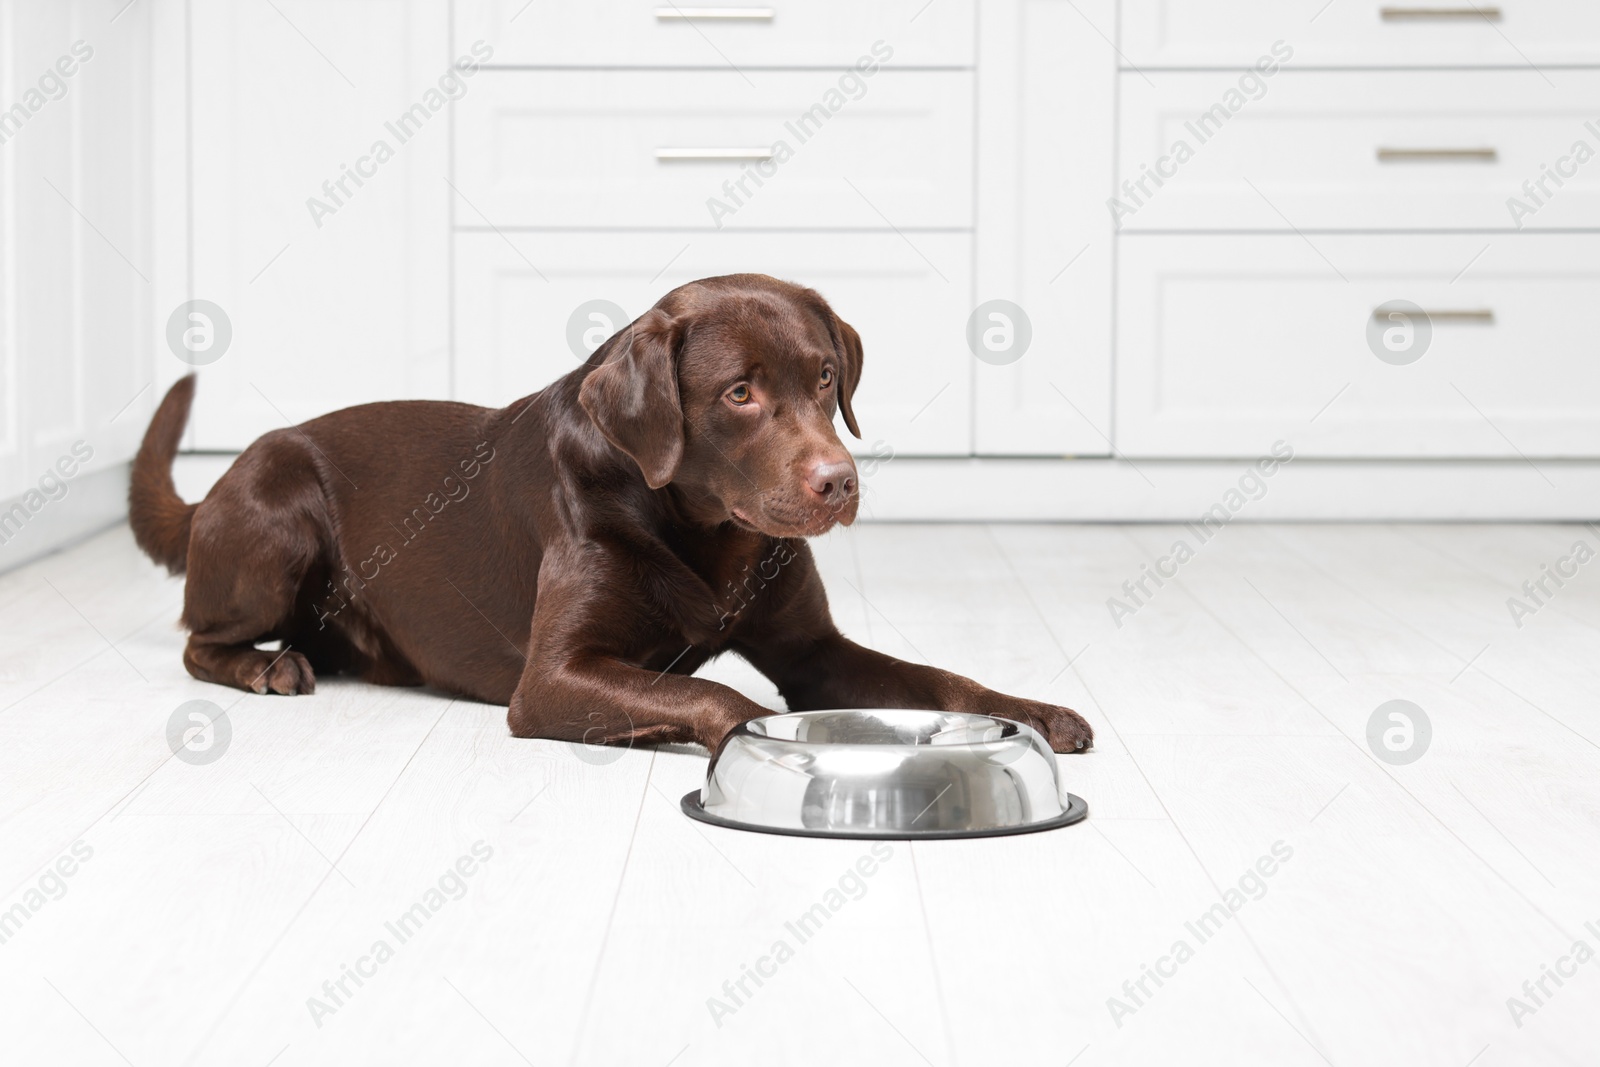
<box><xmin>727</xmin><ymin>384</ymin><xmax>752</xmax><ymax>405</ymax></box>
<box><xmin>820</xmin><ymin>368</ymin><xmax>834</xmax><ymax>389</ymax></box>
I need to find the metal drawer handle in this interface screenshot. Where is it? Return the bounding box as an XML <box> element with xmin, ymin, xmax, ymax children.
<box><xmin>655</xmin><ymin>147</ymin><xmax>774</xmax><ymax>162</ymax></box>
<box><xmin>1373</xmin><ymin>308</ymin><xmax>1495</xmax><ymax>323</ymax></box>
<box><xmin>655</xmin><ymin>7</ymin><xmax>776</xmax><ymax>20</ymax></box>
<box><xmin>1380</xmin><ymin>6</ymin><xmax>1501</xmax><ymax>19</ymax></box>
<box><xmin>1377</xmin><ymin>147</ymin><xmax>1499</xmax><ymax>162</ymax></box>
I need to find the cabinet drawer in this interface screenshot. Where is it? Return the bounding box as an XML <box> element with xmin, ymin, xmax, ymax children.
<box><xmin>1117</xmin><ymin>70</ymin><xmax>1600</xmax><ymax>231</ymax></box>
<box><xmin>456</xmin><ymin>0</ymin><xmax>973</xmax><ymax>69</ymax></box>
<box><xmin>455</xmin><ymin>70</ymin><xmax>972</xmax><ymax>230</ymax></box>
<box><xmin>454</xmin><ymin>231</ymin><xmax>973</xmax><ymax>456</ymax></box>
<box><xmin>1116</xmin><ymin>234</ymin><xmax>1600</xmax><ymax>458</ymax></box>
<box><xmin>1121</xmin><ymin>1</ymin><xmax>1600</xmax><ymax>68</ymax></box>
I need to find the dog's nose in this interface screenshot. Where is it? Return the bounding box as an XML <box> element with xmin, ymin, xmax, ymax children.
<box><xmin>805</xmin><ymin>457</ymin><xmax>857</xmax><ymax>502</ymax></box>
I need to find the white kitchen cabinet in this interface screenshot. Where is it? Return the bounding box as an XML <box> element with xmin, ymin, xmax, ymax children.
<box><xmin>973</xmin><ymin>0</ymin><xmax>1116</xmax><ymax>456</ymax></box>
<box><xmin>1112</xmin><ymin>5</ymin><xmax>1600</xmax><ymax>468</ymax></box>
<box><xmin>455</xmin><ymin>0</ymin><xmax>975</xmax><ymax>69</ymax></box>
<box><xmin>1121</xmin><ymin>0</ymin><xmax>1600</xmax><ymax>69</ymax></box>
<box><xmin>184</xmin><ymin>0</ymin><xmax>450</xmax><ymax>449</ymax></box>
<box><xmin>454</xmin><ymin>69</ymin><xmax>973</xmax><ymax>231</ymax></box>
<box><xmin>1117</xmin><ymin>69</ymin><xmax>1600</xmax><ymax>232</ymax></box>
<box><xmin>1117</xmin><ymin>233</ymin><xmax>1600</xmax><ymax>458</ymax></box>
<box><xmin>454</xmin><ymin>230</ymin><xmax>973</xmax><ymax>456</ymax></box>
<box><xmin>1</xmin><ymin>0</ymin><xmax>150</xmax><ymax>510</ymax></box>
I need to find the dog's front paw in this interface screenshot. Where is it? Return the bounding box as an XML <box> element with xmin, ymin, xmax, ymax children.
<box><xmin>245</xmin><ymin>649</ymin><xmax>316</xmax><ymax>695</ymax></box>
<box><xmin>1005</xmin><ymin>700</ymin><xmax>1094</xmax><ymax>754</ymax></box>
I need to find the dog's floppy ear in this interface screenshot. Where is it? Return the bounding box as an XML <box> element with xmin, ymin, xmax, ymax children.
<box><xmin>579</xmin><ymin>308</ymin><xmax>684</xmax><ymax>489</ymax></box>
<box><xmin>826</xmin><ymin>312</ymin><xmax>864</xmax><ymax>439</ymax></box>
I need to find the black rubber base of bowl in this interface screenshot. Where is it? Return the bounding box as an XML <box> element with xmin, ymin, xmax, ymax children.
<box><xmin>680</xmin><ymin>790</ymin><xmax>1088</xmax><ymax>840</ymax></box>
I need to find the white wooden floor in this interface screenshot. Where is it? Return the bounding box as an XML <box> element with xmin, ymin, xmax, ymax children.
<box><xmin>1</xmin><ymin>522</ymin><xmax>1597</xmax><ymax>1067</ymax></box>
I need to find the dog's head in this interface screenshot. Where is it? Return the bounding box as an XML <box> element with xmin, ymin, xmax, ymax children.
<box><xmin>579</xmin><ymin>274</ymin><xmax>862</xmax><ymax>537</ymax></box>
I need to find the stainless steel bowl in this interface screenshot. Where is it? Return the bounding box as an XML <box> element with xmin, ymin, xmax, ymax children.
<box><xmin>680</xmin><ymin>709</ymin><xmax>1087</xmax><ymax>839</ymax></box>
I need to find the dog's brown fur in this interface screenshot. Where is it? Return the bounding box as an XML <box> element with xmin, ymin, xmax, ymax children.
<box><xmin>130</xmin><ymin>275</ymin><xmax>1093</xmax><ymax>754</ymax></box>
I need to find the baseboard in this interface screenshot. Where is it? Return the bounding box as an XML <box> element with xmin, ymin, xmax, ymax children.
<box><xmin>171</xmin><ymin>453</ymin><xmax>236</xmax><ymax>504</ymax></box>
<box><xmin>861</xmin><ymin>457</ymin><xmax>1600</xmax><ymax>522</ymax></box>
<box><xmin>0</xmin><ymin>462</ymin><xmax>132</xmax><ymax>574</ymax></box>
<box><xmin>169</xmin><ymin>453</ymin><xmax>1600</xmax><ymax>523</ymax></box>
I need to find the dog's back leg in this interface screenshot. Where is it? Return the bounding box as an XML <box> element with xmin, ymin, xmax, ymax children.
<box><xmin>178</xmin><ymin>432</ymin><xmax>332</xmax><ymax>695</ymax></box>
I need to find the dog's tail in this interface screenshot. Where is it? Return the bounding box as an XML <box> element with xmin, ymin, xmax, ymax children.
<box><xmin>129</xmin><ymin>375</ymin><xmax>199</xmax><ymax>574</ymax></box>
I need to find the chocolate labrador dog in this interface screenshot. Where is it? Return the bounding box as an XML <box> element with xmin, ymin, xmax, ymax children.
<box><xmin>130</xmin><ymin>274</ymin><xmax>1093</xmax><ymax>754</ymax></box>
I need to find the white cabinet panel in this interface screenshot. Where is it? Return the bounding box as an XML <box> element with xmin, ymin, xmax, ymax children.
<box><xmin>1121</xmin><ymin>1</ymin><xmax>1600</xmax><ymax>68</ymax></box>
<box><xmin>455</xmin><ymin>70</ymin><xmax>973</xmax><ymax>231</ymax></box>
<box><xmin>1117</xmin><ymin>234</ymin><xmax>1600</xmax><ymax>458</ymax></box>
<box><xmin>457</xmin><ymin>0</ymin><xmax>975</xmax><ymax>69</ymax></box>
<box><xmin>186</xmin><ymin>0</ymin><xmax>450</xmax><ymax>450</ymax></box>
<box><xmin>973</xmin><ymin>0</ymin><xmax>1115</xmax><ymax>456</ymax></box>
<box><xmin>1</xmin><ymin>0</ymin><xmax>151</xmax><ymax>501</ymax></box>
<box><xmin>455</xmin><ymin>231</ymin><xmax>973</xmax><ymax>456</ymax></box>
<box><xmin>1118</xmin><ymin>70</ymin><xmax>1600</xmax><ymax>231</ymax></box>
